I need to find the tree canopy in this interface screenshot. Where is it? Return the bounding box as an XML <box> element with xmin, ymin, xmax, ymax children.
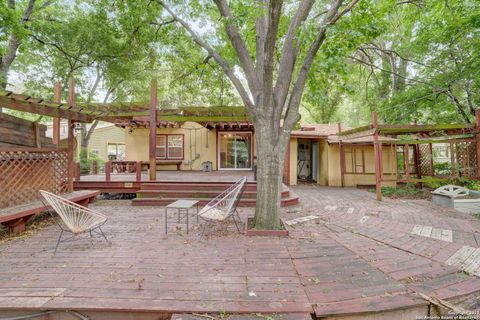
<box><xmin>2</xmin><ymin>0</ymin><xmax>477</xmax><ymax>127</ymax></box>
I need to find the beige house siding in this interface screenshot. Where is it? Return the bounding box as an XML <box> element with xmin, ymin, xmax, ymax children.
<box><xmin>286</xmin><ymin>139</ymin><xmax>396</xmax><ymax>188</ymax></box>
<box><xmin>318</xmin><ymin>139</ymin><xmax>329</xmax><ymax>185</ymax></box>
<box><xmin>328</xmin><ymin>144</ymin><xmax>396</xmax><ymax>187</ymax></box>
<box><xmin>288</xmin><ymin>138</ymin><xmax>298</xmax><ymax>186</ymax></box>
<box><xmin>87</xmin><ymin>126</ymin><xmax>126</xmax><ymax>161</ymax></box>
<box><xmin>125</xmin><ymin>122</ymin><xmax>218</xmax><ymax>171</ymax></box>
<box><xmin>74</xmin><ymin>125</ymin><xmax>126</xmax><ymax>161</ymax></box>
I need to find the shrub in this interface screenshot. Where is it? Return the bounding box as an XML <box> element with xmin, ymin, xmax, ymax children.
<box><xmin>78</xmin><ymin>148</ymin><xmax>105</xmax><ymax>175</ymax></box>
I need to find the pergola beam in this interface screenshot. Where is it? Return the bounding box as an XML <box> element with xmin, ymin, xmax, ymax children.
<box><xmin>0</xmin><ymin>93</ymin><xmax>93</xmax><ymax>123</ymax></box>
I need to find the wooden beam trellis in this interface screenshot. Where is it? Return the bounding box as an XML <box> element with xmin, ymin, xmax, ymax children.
<box><xmin>0</xmin><ymin>94</ymin><xmax>93</xmax><ymax>122</ymax></box>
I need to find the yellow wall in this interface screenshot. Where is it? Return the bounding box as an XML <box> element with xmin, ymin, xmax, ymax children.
<box><xmin>285</xmin><ymin>139</ymin><xmax>397</xmax><ymax>188</ymax></box>
<box><xmin>328</xmin><ymin>144</ymin><xmax>397</xmax><ymax>187</ymax></box>
<box><xmin>288</xmin><ymin>138</ymin><xmax>298</xmax><ymax>185</ymax></box>
<box><xmin>125</xmin><ymin>122</ymin><xmax>219</xmax><ymax>171</ymax></box>
<box><xmin>318</xmin><ymin>139</ymin><xmax>329</xmax><ymax>186</ymax></box>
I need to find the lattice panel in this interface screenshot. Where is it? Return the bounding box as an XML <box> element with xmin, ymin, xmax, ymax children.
<box><xmin>0</xmin><ymin>149</ymin><xmax>68</xmax><ymax>209</ymax></box>
<box><xmin>418</xmin><ymin>144</ymin><xmax>433</xmax><ymax>176</ymax></box>
<box><xmin>455</xmin><ymin>142</ymin><xmax>477</xmax><ymax>178</ymax></box>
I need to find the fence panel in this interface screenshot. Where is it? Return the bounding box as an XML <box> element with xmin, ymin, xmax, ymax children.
<box><xmin>0</xmin><ymin>148</ymin><xmax>68</xmax><ymax>209</ymax></box>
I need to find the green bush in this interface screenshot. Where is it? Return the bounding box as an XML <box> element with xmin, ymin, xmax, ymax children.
<box><xmin>381</xmin><ymin>183</ymin><xmax>423</xmax><ymax>199</ymax></box>
<box><xmin>448</xmin><ymin>177</ymin><xmax>480</xmax><ymax>191</ymax></box>
<box><xmin>78</xmin><ymin>148</ymin><xmax>105</xmax><ymax>175</ymax></box>
<box><xmin>433</xmin><ymin>162</ymin><xmax>452</xmax><ymax>175</ymax></box>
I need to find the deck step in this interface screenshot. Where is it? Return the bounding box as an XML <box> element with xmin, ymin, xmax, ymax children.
<box><xmin>132</xmin><ymin>196</ymin><xmax>299</xmax><ymax>208</ymax></box>
<box><xmin>141</xmin><ymin>182</ymin><xmax>257</xmax><ymax>192</ymax></box>
<box><xmin>136</xmin><ymin>189</ymin><xmax>290</xmax><ymax>199</ymax></box>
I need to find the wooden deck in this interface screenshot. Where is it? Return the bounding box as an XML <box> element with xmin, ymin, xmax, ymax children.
<box><xmin>1</xmin><ymin>186</ymin><xmax>480</xmax><ymax>319</ymax></box>
<box><xmin>78</xmin><ymin>170</ymin><xmax>255</xmax><ymax>183</ymax></box>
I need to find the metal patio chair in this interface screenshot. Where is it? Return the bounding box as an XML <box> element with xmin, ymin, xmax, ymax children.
<box><xmin>198</xmin><ymin>176</ymin><xmax>247</xmax><ymax>238</ymax></box>
<box><xmin>39</xmin><ymin>190</ymin><xmax>109</xmax><ymax>254</ymax></box>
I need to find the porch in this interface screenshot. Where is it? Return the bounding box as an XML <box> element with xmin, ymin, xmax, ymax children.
<box><xmin>78</xmin><ymin>170</ymin><xmax>255</xmax><ymax>183</ymax></box>
<box><xmin>1</xmin><ymin>185</ymin><xmax>480</xmax><ymax>319</ymax></box>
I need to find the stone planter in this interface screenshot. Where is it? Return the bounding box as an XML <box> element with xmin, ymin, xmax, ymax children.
<box><xmin>244</xmin><ymin>217</ymin><xmax>289</xmax><ymax>237</ymax></box>
<box><xmin>432</xmin><ymin>188</ymin><xmax>480</xmax><ymax>214</ymax></box>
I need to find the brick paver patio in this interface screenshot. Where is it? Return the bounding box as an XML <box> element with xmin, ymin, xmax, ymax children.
<box><xmin>0</xmin><ymin>185</ymin><xmax>479</xmax><ymax>318</ymax></box>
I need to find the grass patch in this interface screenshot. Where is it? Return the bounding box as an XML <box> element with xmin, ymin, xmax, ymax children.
<box><xmin>373</xmin><ymin>184</ymin><xmax>431</xmax><ymax>200</ymax></box>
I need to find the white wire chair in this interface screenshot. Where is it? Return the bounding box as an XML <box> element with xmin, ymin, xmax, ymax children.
<box><xmin>198</xmin><ymin>177</ymin><xmax>247</xmax><ymax>238</ymax></box>
<box><xmin>39</xmin><ymin>190</ymin><xmax>109</xmax><ymax>254</ymax></box>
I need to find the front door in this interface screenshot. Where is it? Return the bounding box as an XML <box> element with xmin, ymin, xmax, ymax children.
<box><xmin>218</xmin><ymin>132</ymin><xmax>252</xmax><ymax>170</ymax></box>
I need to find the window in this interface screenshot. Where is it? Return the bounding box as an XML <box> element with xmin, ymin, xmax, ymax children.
<box><xmin>107</xmin><ymin>143</ymin><xmax>126</xmax><ymax>161</ymax></box>
<box><xmin>344</xmin><ymin>146</ymin><xmax>366</xmax><ymax>174</ymax></box>
<box><xmin>156</xmin><ymin>134</ymin><xmax>184</xmax><ymax>159</ymax></box>
<box><xmin>156</xmin><ymin>135</ymin><xmax>166</xmax><ymax>159</ymax></box>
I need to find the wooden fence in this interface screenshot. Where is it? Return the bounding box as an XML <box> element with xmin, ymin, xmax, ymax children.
<box><xmin>0</xmin><ymin>148</ymin><xmax>69</xmax><ymax>209</ymax></box>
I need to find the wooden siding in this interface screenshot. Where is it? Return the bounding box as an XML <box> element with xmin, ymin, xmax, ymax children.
<box><xmin>0</xmin><ymin>114</ymin><xmax>54</xmax><ymax>148</ymax></box>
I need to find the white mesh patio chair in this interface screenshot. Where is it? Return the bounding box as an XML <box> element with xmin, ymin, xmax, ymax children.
<box><xmin>198</xmin><ymin>177</ymin><xmax>247</xmax><ymax>238</ymax></box>
<box><xmin>39</xmin><ymin>190</ymin><xmax>109</xmax><ymax>254</ymax></box>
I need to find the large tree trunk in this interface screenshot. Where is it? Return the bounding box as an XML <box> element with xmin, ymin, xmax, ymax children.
<box><xmin>253</xmin><ymin>120</ymin><xmax>287</xmax><ymax>230</ymax></box>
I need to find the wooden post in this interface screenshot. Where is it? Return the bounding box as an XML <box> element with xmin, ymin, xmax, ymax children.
<box><xmin>136</xmin><ymin>161</ymin><xmax>142</xmax><ymax>182</ymax></box>
<box><xmin>283</xmin><ymin>141</ymin><xmax>291</xmax><ymax>185</ymax></box>
<box><xmin>149</xmin><ymin>79</ymin><xmax>158</xmax><ymax>181</ymax></box>
<box><xmin>105</xmin><ymin>161</ymin><xmax>111</xmax><ymax>182</ymax></box>
<box><xmin>475</xmin><ymin>110</ymin><xmax>480</xmax><ymax>178</ymax></box>
<box><xmin>75</xmin><ymin>162</ymin><xmax>81</xmax><ymax>181</ymax></box>
<box><xmin>32</xmin><ymin>122</ymin><xmax>41</xmax><ymax>148</ymax></box>
<box><xmin>92</xmin><ymin>160</ymin><xmax>98</xmax><ymax>175</ymax></box>
<box><xmin>53</xmin><ymin>82</ymin><xmax>61</xmax><ymax>145</ymax></box>
<box><xmin>413</xmin><ymin>144</ymin><xmax>422</xmax><ymax>189</ymax></box>
<box><xmin>338</xmin><ymin>122</ymin><xmax>346</xmax><ymax>187</ymax></box>
<box><xmin>372</xmin><ymin>112</ymin><xmax>382</xmax><ymax>201</ymax></box>
<box><xmin>429</xmin><ymin>143</ymin><xmax>434</xmax><ymax>175</ymax></box>
<box><xmin>67</xmin><ymin>79</ymin><xmax>75</xmax><ymax>192</ymax></box>
<box><xmin>450</xmin><ymin>142</ymin><xmax>456</xmax><ymax>176</ymax></box>
<box><xmin>339</xmin><ymin>141</ymin><xmax>345</xmax><ymax>188</ymax></box>
<box><xmin>405</xmin><ymin>145</ymin><xmax>411</xmax><ymax>181</ymax></box>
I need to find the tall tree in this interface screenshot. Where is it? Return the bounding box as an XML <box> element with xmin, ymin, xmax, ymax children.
<box><xmin>0</xmin><ymin>0</ymin><xmax>55</xmax><ymax>90</ymax></box>
<box><xmin>346</xmin><ymin>0</ymin><xmax>480</xmax><ymax>125</ymax></box>
<box><xmin>155</xmin><ymin>0</ymin><xmax>386</xmax><ymax>229</ymax></box>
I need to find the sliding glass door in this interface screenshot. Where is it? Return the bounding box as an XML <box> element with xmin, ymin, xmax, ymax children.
<box><xmin>219</xmin><ymin>132</ymin><xmax>252</xmax><ymax>170</ymax></box>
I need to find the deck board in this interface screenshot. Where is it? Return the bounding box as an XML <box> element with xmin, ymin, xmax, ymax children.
<box><xmin>2</xmin><ymin>185</ymin><xmax>480</xmax><ymax>317</ymax></box>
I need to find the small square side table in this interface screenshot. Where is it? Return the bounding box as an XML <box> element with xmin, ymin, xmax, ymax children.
<box><xmin>165</xmin><ymin>200</ymin><xmax>199</xmax><ymax>234</ymax></box>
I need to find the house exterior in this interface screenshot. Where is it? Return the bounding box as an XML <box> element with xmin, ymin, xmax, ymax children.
<box><xmin>285</xmin><ymin>124</ymin><xmax>397</xmax><ymax>187</ymax></box>
<box><xmin>46</xmin><ymin>121</ymin><xmax>126</xmax><ymax>161</ymax></box>
<box><xmin>124</xmin><ymin>121</ymin><xmax>256</xmax><ymax>171</ymax></box>
<box><xmin>122</xmin><ymin>120</ymin><xmax>397</xmax><ymax>188</ymax></box>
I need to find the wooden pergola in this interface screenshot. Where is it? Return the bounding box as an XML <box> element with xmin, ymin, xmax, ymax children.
<box><xmin>1</xmin><ymin>79</ymin><xmax>251</xmax><ymax>183</ymax></box>
<box><xmin>338</xmin><ymin>112</ymin><xmax>480</xmax><ymax>201</ymax></box>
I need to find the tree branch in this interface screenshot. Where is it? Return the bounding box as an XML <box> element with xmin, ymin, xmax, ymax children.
<box><xmin>282</xmin><ymin>0</ymin><xmax>353</xmax><ymax>140</ymax></box>
<box><xmin>214</xmin><ymin>0</ymin><xmax>258</xmax><ymax>92</ymax></box>
<box><xmin>156</xmin><ymin>0</ymin><xmax>255</xmax><ymax>110</ymax></box>
<box><xmin>273</xmin><ymin>0</ymin><xmax>315</xmax><ymax>118</ymax></box>
<box><xmin>446</xmin><ymin>86</ymin><xmax>471</xmax><ymax>123</ymax></box>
